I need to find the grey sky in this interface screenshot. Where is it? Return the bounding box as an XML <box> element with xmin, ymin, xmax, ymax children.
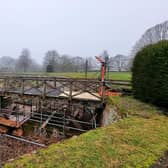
<box><xmin>0</xmin><ymin>0</ymin><xmax>167</xmax><ymax>62</ymax></box>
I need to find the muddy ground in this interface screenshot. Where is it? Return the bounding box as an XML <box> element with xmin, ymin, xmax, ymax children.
<box><xmin>0</xmin><ymin>133</ymin><xmax>62</xmax><ymax>167</ymax></box>
<box><xmin>0</xmin><ymin>136</ymin><xmax>40</xmax><ymax>166</ymax></box>
<box><xmin>151</xmin><ymin>151</ymin><xmax>168</xmax><ymax>168</ymax></box>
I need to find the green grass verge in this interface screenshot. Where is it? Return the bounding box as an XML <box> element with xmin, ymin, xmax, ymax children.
<box><xmin>22</xmin><ymin>72</ymin><xmax>132</xmax><ymax>81</ymax></box>
<box><xmin>5</xmin><ymin>96</ymin><xmax>168</xmax><ymax>168</ymax></box>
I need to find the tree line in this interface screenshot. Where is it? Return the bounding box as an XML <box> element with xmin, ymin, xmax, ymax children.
<box><xmin>0</xmin><ymin>49</ymin><xmax>132</xmax><ymax>73</ymax></box>
<box><xmin>1</xmin><ymin>21</ymin><xmax>167</xmax><ymax>73</ymax></box>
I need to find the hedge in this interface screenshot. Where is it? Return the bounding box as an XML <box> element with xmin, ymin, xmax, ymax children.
<box><xmin>132</xmin><ymin>40</ymin><xmax>168</xmax><ymax>108</ymax></box>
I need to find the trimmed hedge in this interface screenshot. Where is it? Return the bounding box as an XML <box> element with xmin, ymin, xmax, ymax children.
<box><xmin>132</xmin><ymin>40</ymin><xmax>168</xmax><ymax>108</ymax></box>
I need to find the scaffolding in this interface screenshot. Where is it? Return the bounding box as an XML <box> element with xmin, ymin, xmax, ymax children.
<box><xmin>0</xmin><ymin>76</ymin><xmax>106</xmax><ymax>135</ymax></box>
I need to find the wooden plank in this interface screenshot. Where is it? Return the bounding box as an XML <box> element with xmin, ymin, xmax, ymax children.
<box><xmin>59</xmin><ymin>91</ymin><xmax>101</xmax><ymax>101</ymax></box>
<box><xmin>0</xmin><ymin>125</ymin><xmax>9</xmax><ymax>133</ymax></box>
<box><xmin>0</xmin><ymin>116</ymin><xmax>20</xmax><ymax>128</ymax></box>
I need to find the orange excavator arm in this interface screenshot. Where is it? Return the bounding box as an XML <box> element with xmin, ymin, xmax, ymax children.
<box><xmin>95</xmin><ymin>56</ymin><xmax>122</xmax><ymax>97</ymax></box>
<box><xmin>95</xmin><ymin>56</ymin><xmax>106</xmax><ymax>82</ymax></box>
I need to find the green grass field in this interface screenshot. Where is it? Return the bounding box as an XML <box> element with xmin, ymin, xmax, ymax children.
<box><xmin>28</xmin><ymin>72</ymin><xmax>132</xmax><ymax>81</ymax></box>
<box><xmin>5</xmin><ymin>96</ymin><xmax>168</xmax><ymax>168</ymax></box>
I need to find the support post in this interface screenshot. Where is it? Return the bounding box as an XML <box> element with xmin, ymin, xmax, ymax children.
<box><xmin>21</xmin><ymin>79</ymin><xmax>24</xmax><ymax>96</ymax></box>
<box><xmin>0</xmin><ymin>96</ymin><xmax>2</xmax><ymax>114</ymax></box>
<box><xmin>85</xmin><ymin>59</ymin><xmax>88</xmax><ymax>79</ymax></box>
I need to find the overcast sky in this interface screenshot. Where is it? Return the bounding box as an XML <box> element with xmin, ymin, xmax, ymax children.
<box><xmin>0</xmin><ymin>0</ymin><xmax>167</xmax><ymax>62</ymax></box>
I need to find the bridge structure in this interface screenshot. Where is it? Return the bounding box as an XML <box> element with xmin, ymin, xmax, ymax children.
<box><xmin>0</xmin><ymin>75</ymin><xmax>131</xmax><ymax>136</ymax></box>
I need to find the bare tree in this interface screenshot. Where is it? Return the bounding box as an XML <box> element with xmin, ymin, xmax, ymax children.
<box><xmin>87</xmin><ymin>56</ymin><xmax>100</xmax><ymax>71</ymax></box>
<box><xmin>72</xmin><ymin>56</ymin><xmax>85</xmax><ymax>72</ymax></box>
<box><xmin>131</xmin><ymin>20</ymin><xmax>168</xmax><ymax>57</ymax></box>
<box><xmin>108</xmin><ymin>55</ymin><xmax>131</xmax><ymax>71</ymax></box>
<box><xmin>0</xmin><ymin>56</ymin><xmax>16</xmax><ymax>72</ymax></box>
<box><xmin>43</xmin><ymin>50</ymin><xmax>60</xmax><ymax>72</ymax></box>
<box><xmin>16</xmin><ymin>49</ymin><xmax>32</xmax><ymax>72</ymax></box>
<box><xmin>60</xmin><ymin>54</ymin><xmax>73</xmax><ymax>72</ymax></box>
<box><xmin>43</xmin><ymin>51</ymin><xmax>86</xmax><ymax>72</ymax></box>
<box><xmin>114</xmin><ymin>55</ymin><xmax>124</xmax><ymax>71</ymax></box>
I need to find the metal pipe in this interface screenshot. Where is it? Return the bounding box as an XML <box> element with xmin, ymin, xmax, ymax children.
<box><xmin>39</xmin><ymin>111</ymin><xmax>57</xmax><ymax>129</ymax></box>
<box><xmin>1</xmin><ymin>134</ymin><xmax>46</xmax><ymax>147</ymax></box>
<box><xmin>31</xmin><ymin>112</ymin><xmax>96</xmax><ymax>125</ymax></box>
<box><xmin>29</xmin><ymin>119</ymin><xmax>87</xmax><ymax>132</ymax></box>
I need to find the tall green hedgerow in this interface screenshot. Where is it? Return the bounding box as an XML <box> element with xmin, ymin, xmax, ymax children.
<box><xmin>132</xmin><ymin>40</ymin><xmax>168</xmax><ymax>108</ymax></box>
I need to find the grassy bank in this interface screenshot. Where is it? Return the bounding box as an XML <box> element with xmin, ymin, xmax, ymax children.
<box><xmin>5</xmin><ymin>96</ymin><xmax>168</xmax><ymax>168</ymax></box>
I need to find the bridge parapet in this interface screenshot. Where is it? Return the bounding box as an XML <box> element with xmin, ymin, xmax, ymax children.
<box><xmin>0</xmin><ymin>76</ymin><xmax>104</xmax><ymax>102</ymax></box>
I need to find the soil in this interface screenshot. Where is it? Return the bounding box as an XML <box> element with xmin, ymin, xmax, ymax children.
<box><xmin>0</xmin><ymin>136</ymin><xmax>40</xmax><ymax>166</ymax></box>
<box><xmin>0</xmin><ymin>134</ymin><xmax>61</xmax><ymax>167</ymax></box>
<box><xmin>151</xmin><ymin>151</ymin><xmax>168</xmax><ymax>168</ymax></box>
